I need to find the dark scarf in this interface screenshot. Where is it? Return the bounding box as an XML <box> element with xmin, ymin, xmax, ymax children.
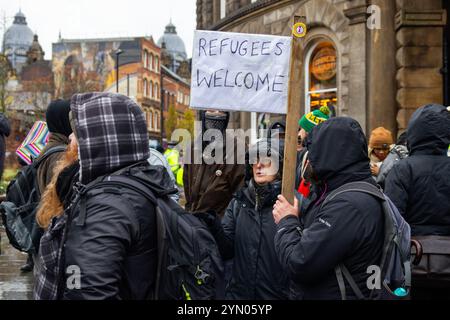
<box><xmin>202</xmin><ymin>112</ymin><xmax>229</xmax><ymax>132</ymax></box>
<box><xmin>248</xmin><ymin>179</ymin><xmax>282</xmax><ymax>211</ymax></box>
<box><xmin>200</xmin><ymin>111</ymin><xmax>230</xmax><ymax>155</ymax></box>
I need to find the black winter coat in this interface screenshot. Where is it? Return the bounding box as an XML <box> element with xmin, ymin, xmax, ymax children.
<box><xmin>0</xmin><ymin>113</ymin><xmax>11</xmax><ymax>179</ymax></box>
<box><xmin>275</xmin><ymin>117</ymin><xmax>384</xmax><ymax>300</ymax></box>
<box><xmin>385</xmin><ymin>104</ymin><xmax>450</xmax><ymax>236</ymax></box>
<box><xmin>211</xmin><ymin>179</ymin><xmax>290</xmax><ymax>300</ymax></box>
<box><xmin>62</xmin><ymin>163</ymin><xmax>172</xmax><ymax>300</ymax></box>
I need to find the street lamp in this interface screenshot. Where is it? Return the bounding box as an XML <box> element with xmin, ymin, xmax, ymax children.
<box><xmin>115</xmin><ymin>49</ymin><xmax>124</xmax><ymax>93</ymax></box>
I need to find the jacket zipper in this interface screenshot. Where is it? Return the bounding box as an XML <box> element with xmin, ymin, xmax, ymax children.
<box><xmin>253</xmin><ymin>206</ymin><xmax>263</xmax><ymax>298</ymax></box>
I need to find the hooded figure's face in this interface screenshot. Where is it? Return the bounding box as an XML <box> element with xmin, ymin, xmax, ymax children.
<box><xmin>298</xmin><ymin>128</ymin><xmax>308</xmax><ymax>151</ymax></box>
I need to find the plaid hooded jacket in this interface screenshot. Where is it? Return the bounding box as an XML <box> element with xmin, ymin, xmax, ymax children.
<box><xmin>34</xmin><ymin>93</ymin><xmax>158</xmax><ymax>300</ymax></box>
<box><xmin>71</xmin><ymin>92</ymin><xmax>149</xmax><ymax>184</ymax></box>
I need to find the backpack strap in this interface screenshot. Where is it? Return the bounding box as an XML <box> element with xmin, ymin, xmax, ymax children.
<box><xmin>32</xmin><ymin>145</ymin><xmax>67</xmax><ymax>197</ymax></box>
<box><xmin>335</xmin><ymin>264</ymin><xmax>366</xmax><ymax>300</ymax></box>
<box><xmin>73</xmin><ymin>175</ymin><xmax>158</xmax><ymax>227</ymax></box>
<box><xmin>319</xmin><ymin>181</ymin><xmax>385</xmax><ymax>300</ymax></box>
<box><xmin>335</xmin><ymin>265</ymin><xmax>347</xmax><ymax>300</ymax></box>
<box><xmin>33</xmin><ymin>145</ymin><xmax>67</xmax><ymax>168</ymax></box>
<box><xmin>320</xmin><ymin>181</ymin><xmax>385</xmax><ymax>211</ymax></box>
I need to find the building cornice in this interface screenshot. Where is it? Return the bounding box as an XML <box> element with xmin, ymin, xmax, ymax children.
<box><xmin>395</xmin><ymin>9</ymin><xmax>447</xmax><ymax>30</ymax></box>
<box><xmin>209</xmin><ymin>0</ymin><xmax>297</xmax><ymax>31</ymax></box>
<box><xmin>343</xmin><ymin>5</ymin><xmax>368</xmax><ymax>25</ymax></box>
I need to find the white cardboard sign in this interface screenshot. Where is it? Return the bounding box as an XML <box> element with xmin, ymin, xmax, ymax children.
<box><xmin>190</xmin><ymin>30</ymin><xmax>291</xmax><ymax>114</ymax></box>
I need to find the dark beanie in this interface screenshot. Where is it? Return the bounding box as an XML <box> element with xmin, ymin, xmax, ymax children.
<box><xmin>46</xmin><ymin>99</ymin><xmax>72</xmax><ymax>137</ymax></box>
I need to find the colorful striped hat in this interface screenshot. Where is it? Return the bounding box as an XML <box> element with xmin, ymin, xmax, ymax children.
<box><xmin>16</xmin><ymin>121</ymin><xmax>50</xmax><ymax>165</ymax></box>
<box><xmin>299</xmin><ymin>106</ymin><xmax>331</xmax><ymax>133</ymax></box>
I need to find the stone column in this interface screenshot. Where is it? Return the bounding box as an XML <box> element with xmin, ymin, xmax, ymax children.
<box><xmin>367</xmin><ymin>0</ymin><xmax>397</xmax><ymax>136</ymax></box>
<box><xmin>395</xmin><ymin>0</ymin><xmax>446</xmax><ymax>132</ymax></box>
<box><xmin>196</xmin><ymin>0</ymin><xmax>203</xmax><ymax>29</ymax></box>
<box><xmin>202</xmin><ymin>0</ymin><xmax>214</xmax><ymax>29</ymax></box>
<box><xmin>344</xmin><ymin>1</ymin><xmax>369</xmax><ymax>133</ymax></box>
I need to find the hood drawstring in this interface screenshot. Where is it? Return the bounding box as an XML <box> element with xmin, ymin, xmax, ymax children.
<box><xmin>314</xmin><ymin>183</ymin><xmax>328</xmax><ymax>207</ymax></box>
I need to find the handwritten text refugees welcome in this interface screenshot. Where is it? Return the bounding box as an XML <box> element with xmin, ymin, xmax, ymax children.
<box><xmin>190</xmin><ymin>30</ymin><xmax>291</xmax><ymax>114</ymax></box>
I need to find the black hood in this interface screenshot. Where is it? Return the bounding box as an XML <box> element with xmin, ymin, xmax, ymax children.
<box><xmin>306</xmin><ymin>117</ymin><xmax>371</xmax><ymax>190</ymax></box>
<box><xmin>407</xmin><ymin>104</ymin><xmax>450</xmax><ymax>156</ymax></box>
<box><xmin>0</xmin><ymin>113</ymin><xmax>11</xmax><ymax>137</ymax></box>
<box><xmin>46</xmin><ymin>99</ymin><xmax>72</xmax><ymax>137</ymax></box>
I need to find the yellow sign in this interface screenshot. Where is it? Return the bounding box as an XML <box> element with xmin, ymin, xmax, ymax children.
<box><xmin>292</xmin><ymin>22</ymin><xmax>307</xmax><ymax>38</ymax></box>
<box><xmin>311</xmin><ymin>47</ymin><xmax>336</xmax><ymax>81</ymax></box>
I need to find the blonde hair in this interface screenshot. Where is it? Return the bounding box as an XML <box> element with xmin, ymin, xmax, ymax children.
<box><xmin>36</xmin><ymin>141</ymin><xmax>79</xmax><ymax>229</ymax></box>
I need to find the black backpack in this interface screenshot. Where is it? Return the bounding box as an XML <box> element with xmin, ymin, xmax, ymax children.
<box><xmin>0</xmin><ymin>146</ymin><xmax>66</xmax><ymax>253</ymax></box>
<box><xmin>68</xmin><ymin>170</ymin><xmax>225</xmax><ymax>300</ymax></box>
<box><xmin>319</xmin><ymin>182</ymin><xmax>412</xmax><ymax>300</ymax></box>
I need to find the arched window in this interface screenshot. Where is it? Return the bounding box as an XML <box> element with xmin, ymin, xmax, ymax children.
<box><xmin>143</xmin><ymin>50</ymin><xmax>148</xmax><ymax>69</ymax></box>
<box><xmin>149</xmin><ymin>81</ymin><xmax>154</xmax><ymax>98</ymax></box>
<box><xmin>147</xmin><ymin>111</ymin><xmax>152</xmax><ymax>130</ymax></box>
<box><xmin>154</xmin><ymin>111</ymin><xmax>159</xmax><ymax>131</ymax></box>
<box><xmin>149</xmin><ymin>110</ymin><xmax>154</xmax><ymax>130</ymax></box>
<box><xmin>305</xmin><ymin>41</ymin><xmax>337</xmax><ymax>114</ymax></box>
<box><xmin>149</xmin><ymin>53</ymin><xmax>154</xmax><ymax>71</ymax></box>
<box><xmin>155</xmin><ymin>83</ymin><xmax>159</xmax><ymax>100</ymax></box>
<box><xmin>143</xmin><ymin>79</ymin><xmax>148</xmax><ymax>97</ymax></box>
<box><xmin>155</xmin><ymin>56</ymin><xmax>159</xmax><ymax>73</ymax></box>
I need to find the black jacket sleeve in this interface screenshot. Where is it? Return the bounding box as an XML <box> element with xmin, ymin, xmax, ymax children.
<box><xmin>274</xmin><ymin>198</ymin><xmax>365</xmax><ymax>284</ymax></box>
<box><xmin>384</xmin><ymin>162</ymin><xmax>410</xmax><ymax>216</ymax></box>
<box><xmin>212</xmin><ymin>198</ymin><xmax>239</xmax><ymax>260</ymax></box>
<box><xmin>63</xmin><ymin>193</ymin><xmax>139</xmax><ymax>300</ymax></box>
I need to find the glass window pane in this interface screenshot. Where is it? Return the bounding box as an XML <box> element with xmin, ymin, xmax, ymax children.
<box><xmin>309</xmin><ymin>91</ymin><xmax>337</xmax><ymax>111</ymax></box>
<box><xmin>309</xmin><ymin>42</ymin><xmax>337</xmax><ymax>92</ymax></box>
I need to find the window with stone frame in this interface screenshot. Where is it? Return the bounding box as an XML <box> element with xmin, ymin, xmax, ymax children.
<box><xmin>149</xmin><ymin>53</ymin><xmax>154</xmax><ymax>71</ymax></box>
<box><xmin>147</xmin><ymin>111</ymin><xmax>153</xmax><ymax>130</ymax></box>
<box><xmin>143</xmin><ymin>78</ymin><xmax>148</xmax><ymax>97</ymax></box>
<box><xmin>143</xmin><ymin>50</ymin><xmax>148</xmax><ymax>69</ymax></box>
<box><xmin>155</xmin><ymin>56</ymin><xmax>160</xmax><ymax>73</ymax></box>
<box><xmin>155</xmin><ymin>82</ymin><xmax>159</xmax><ymax>100</ymax></box>
<box><xmin>154</xmin><ymin>111</ymin><xmax>159</xmax><ymax>131</ymax></box>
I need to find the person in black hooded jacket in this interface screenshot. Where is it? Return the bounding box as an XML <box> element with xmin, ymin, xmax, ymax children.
<box><xmin>198</xmin><ymin>138</ymin><xmax>290</xmax><ymax>300</ymax></box>
<box><xmin>385</xmin><ymin>104</ymin><xmax>450</xmax><ymax>237</ymax></box>
<box><xmin>59</xmin><ymin>93</ymin><xmax>174</xmax><ymax>300</ymax></box>
<box><xmin>273</xmin><ymin>117</ymin><xmax>384</xmax><ymax>300</ymax></box>
<box><xmin>0</xmin><ymin>112</ymin><xmax>11</xmax><ymax>180</ymax></box>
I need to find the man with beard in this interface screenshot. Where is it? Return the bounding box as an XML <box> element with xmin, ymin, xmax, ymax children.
<box><xmin>183</xmin><ymin>110</ymin><xmax>245</xmax><ymax>217</ymax></box>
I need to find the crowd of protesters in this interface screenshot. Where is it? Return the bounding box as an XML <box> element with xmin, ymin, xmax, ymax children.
<box><xmin>0</xmin><ymin>91</ymin><xmax>449</xmax><ymax>300</ymax></box>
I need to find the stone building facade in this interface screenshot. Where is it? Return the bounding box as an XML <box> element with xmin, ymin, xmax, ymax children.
<box><xmin>196</xmin><ymin>0</ymin><xmax>449</xmax><ymax>136</ymax></box>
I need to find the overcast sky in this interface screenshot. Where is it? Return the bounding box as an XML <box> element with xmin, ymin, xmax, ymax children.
<box><xmin>0</xmin><ymin>0</ymin><xmax>197</xmax><ymax>59</ymax></box>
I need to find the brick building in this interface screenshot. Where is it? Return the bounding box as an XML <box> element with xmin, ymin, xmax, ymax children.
<box><xmin>161</xmin><ymin>65</ymin><xmax>191</xmax><ymax>139</ymax></box>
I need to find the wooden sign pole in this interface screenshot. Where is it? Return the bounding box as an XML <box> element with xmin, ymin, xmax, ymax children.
<box><xmin>281</xmin><ymin>16</ymin><xmax>306</xmax><ymax>204</ymax></box>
